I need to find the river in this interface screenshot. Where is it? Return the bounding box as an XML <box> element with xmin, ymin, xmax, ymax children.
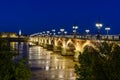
<box><xmin>11</xmin><ymin>42</ymin><xmax>77</xmax><ymax>80</ymax></box>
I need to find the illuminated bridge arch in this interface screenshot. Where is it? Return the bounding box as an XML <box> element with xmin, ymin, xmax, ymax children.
<box><xmin>57</xmin><ymin>39</ymin><xmax>63</xmax><ymax>47</ymax></box>
<box><xmin>82</xmin><ymin>40</ymin><xmax>98</xmax><ymax>53</ymax></box>
<box><xmin>51</xmin><ymin>40</ymin><xmax>55</xmax><ymax>45</ymax></box>
<box><xmin>66</xmin><ymin>39</ymin><xmax>76</xmax><ymax>51</ymax></box>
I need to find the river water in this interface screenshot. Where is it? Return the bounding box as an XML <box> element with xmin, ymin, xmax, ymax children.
<box><xmin>11</xmin><ymin>42</ymin><xmax>77</xmax><ymax>80</ymax></box>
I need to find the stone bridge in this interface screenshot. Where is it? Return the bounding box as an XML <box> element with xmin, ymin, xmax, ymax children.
<box><xmin>29</xmin><ymin>36</ymin><xmax>107</xmax><ymax>61</ymax></box>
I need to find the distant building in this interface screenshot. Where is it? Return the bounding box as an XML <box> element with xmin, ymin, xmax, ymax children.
<box><xmin>0</xmin><ymin>32</ymin><xmax>17</xmax><ymax>38</ymax></box>
<box><xmin>19</xmin><ymin>29</ymin><xmax>22</xmax><ymax>36</ymax></box>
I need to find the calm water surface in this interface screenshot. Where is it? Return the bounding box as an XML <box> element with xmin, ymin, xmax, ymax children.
<box><xmin>11</xmin><ymin>42</ymin><xmax>77</xmax><ymax>80</ymax></box>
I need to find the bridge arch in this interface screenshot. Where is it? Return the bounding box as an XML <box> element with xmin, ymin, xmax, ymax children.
<box><xmin>46</xmin><ymin>38</ymin><xmax>49</xmax><ymax>44</ymax></box>
<box><xmin>82</xmin><ymin>40</ymin><xmax>98</xmax><ymax>53</ymax></box>
<box><xmin>66</xmin><ymin>39</ymin><xmax>75</xmax><ymax>51</ymax></box>
<box><xmin>57</xmin><ymin>40</ymin><xmax>63</xmax><ymax>47</ymax></box>
<box><xmin>51</xmin><ymin>39</ymin><xmax>55</xmax><ymax>45</ymax></box>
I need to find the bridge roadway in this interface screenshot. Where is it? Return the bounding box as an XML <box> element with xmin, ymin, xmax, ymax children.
<box><xmin>29</xmin><ymin>35</ymin><xmax>120</xmax><ymax>61</ymax></box>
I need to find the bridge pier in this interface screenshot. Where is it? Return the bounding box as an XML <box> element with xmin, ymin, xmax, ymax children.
<box><xmin>46</xmin><ymin>44</ymin><xmax>53</xmax><ymax>50</ymax></box>
<box><xmin>39</xmin><ymin>43</ymin><xmax>54</xmax><ymax>50</ymax></box>
<box><xmin>42</xmin><ymin>44</ymin><xmax>47</xmax><ymax>48</ymax></box>
<box><xmin>61</xmin><ymin>47</ymin><xmax>74</xmax><ymax>56</ymax></box>
<box><xmin>39</xmin><ymin>43</ymin><xmax>43</xmax><ymax>47</ymax></box>
<box><xmin>39</xmin><ymin>42</ymin><xmax>43</xmax><ymax>46</ymax></box>
<box><xmin>53</xmin><ymin>46</ymin><xmax>62</xmax><ymax>52</ymax></box>
<box><xmin>74</xmin><ymin>50</ymin><xmax>81</xmax><ymax>61</ymax></box>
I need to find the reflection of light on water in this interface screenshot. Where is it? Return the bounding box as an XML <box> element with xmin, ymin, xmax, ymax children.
<box><xmin>28</xmin><ymin>45</ymin><xmax>76</xmax><ymax>80</ymax></box>
<box><xmin>59</xmin><ymin>70</ymin><xmax>64</xmax><ymax>78</ymax></box>
<box><xmin>70</xmin><ymin>69</ymin><xmax>73</xmax><ymax>77</ymax></box>
<box><xmin>62</xmin><ymin>60</ymin><xmax>65</xmax><ymax>69</ymax></box>
<box><xmin>58</xmin><ymin>62</ymin><xmax>62</xmax><ymax>70</ymax></box>
<box><xmin>45</xmin><ymin>60</ymin><xmax>50</xmax><ymax>71</ymax></box>
<box><xmin>46</xmin><ymin>53</ymin><xmax>50</xmax><ymax>59</ymax></box>
<box><xmin>46</xmin><ymin>61</ymin><xmax>49</xmax><ymax>64</ymax></box>
<box><xmin>29</xmin><ymin>46</ymin><xmax>43</xmax><ymax>60</ymax></box>
<box><xmin>51</xmin><ymin>75</ymin><xmax>55</xmax><ymax>78</ymax></box>
<box><xmin>45</xmin><ymin>65</ymin><xmax>49</xmax><ymax>71</ymax></box>
<box><xmin>10</xmin><ymin>42</ymin><xmax>15</xmax><ymax>50</ymax></box>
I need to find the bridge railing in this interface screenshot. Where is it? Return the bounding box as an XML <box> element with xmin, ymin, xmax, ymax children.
<box><xmin>31</xmin><ymin>34</ymin><xmax>120</xmax><ymax>41</ymax></box>
<box><xmin>53</xmin><ymin>35</ymin><xmax>120</xmax><ymax>41</ymax></box>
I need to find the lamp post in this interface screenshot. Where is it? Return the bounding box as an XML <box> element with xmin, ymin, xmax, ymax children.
<box><xmin>43</xmin><ymin>31</ymin><xmax>45</xmax><ymax>36</ymax></box>
<box><xmin>73</xmin><ymin>25</ymin><xmax>78</xmax><ymax>38</ymax></box>
<box><xmin>64</xmin><ymin>31</ymin><xmax>67</xmax><ymax>36</ymax></box>
<box><xmin>60</xmin><ymin>28</ymin><xmax>64</xmax><ymax>36</ymax></box>
<box><xmin>85</xmin><ymin>29</ymin><xmax>90</xmax><ymax>39</ymax></box>
<box><xmin>46</xmin><ymin>31</ymin><xmax>50</xmax><ymax>36</ymax></box>
<box><xmin>96</xmin><ymin>21</ymin><xmax>103</xmax><ymax>40</ymax></box>
<box><xmin>105</xmin><ymin>26</ymin><xmax>110</xmax><ymax>39</ymax></box>
<box><xmin>39</xmin><ymin>32</ymin><xmax>42</xmax><ymax>36</ymax></box>
<box><xmin>52</xmin><ymin>29</ymin><xmax>56</xmax><ymax>36</ymax></box>
<box><xmin>43</xmin><ymin>31</ymin><xmax>45</xmax><ymax>34</ymax></box>
<box><xmin>58</xmin><ymin>32</ymin><xmax>61</xmax><ymax>36</ymax></box>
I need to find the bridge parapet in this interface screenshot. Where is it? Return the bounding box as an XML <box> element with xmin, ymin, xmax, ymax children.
<box><xmin>55</xmin><ymin>35</ymin><xmax>120</xmax><ymax>41</ymax></box>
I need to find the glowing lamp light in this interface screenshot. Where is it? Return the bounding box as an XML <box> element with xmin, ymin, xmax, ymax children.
<box><xmin>60</xmin><ymin>29</ymin><xmax>64</xmax><ymax>32</ymax></box>
<box><xmin>85</xmin><ymin>29</ymin><xmax>90</xmax><ymax>33</ymax></box>
<box><xmin>105</xmin><ymin>26</ymin><xmax>111</xmax><ymax>36</ymax></box>
<box><xmin>73</xmin><ymin>26</ymin><xmax>78</xmax><ymax>29</ymax></box>
<box><xmin>105</xmin><ymin>27</ymin><xmax>110</xmax><ymax>31</ymax></box>
<box><xmin>52</xmin><ymin>29</ymin><xmax>56</xmax><ymax>32</ymax></box>
<box><xmin>96</xmin><ymin>23</ymin><xmax>103</xmax><ymax>29</ymax></box>
<box><xmin>64</xmin><ymin>31</ymin><xmax>67</xmax><ymax>35</ymax></box>
<box><xmin>47</xmin><ymin>31</ymin><xmax>50</xmax><ymax>34</ymax></box>
<box><xmin>58</xmin><ymin>32</ymin><xmax>61</xmax><ymax>34</ymax></box>
<box><xmin>73</xmin><ymin>30</ymin><xmax>76</xmax><ymax>33</ymax></box>
<box><xmin>43</xmin><ymin>31</ymin><xmax>45</xmax><ymax>34</ymax></box>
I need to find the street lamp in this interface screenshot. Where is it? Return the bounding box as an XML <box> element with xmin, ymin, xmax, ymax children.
<box><xmin>52</xmin><ymin>29</ymin><xmax>56</xmax><ymax>36</ymax></box>
<box><xmin>39</xmin><ymin>32</ymin><xmax>42</xmax><ymax>36</ymax></box>
<box><xmin>73</xmin><ymin>30</ymin><xmax>76</xmax><ymax>33</ymax></box>
<box><xmin>52</xmin><ymin>29</ymin><xmax>55</xmax><ymax>32</ymax></box>
<box><xmin>43</xmin><ymin>31</ymin><xmax>46</xmax><ymax>36</ymax></box>
<box><xmin>60</xmin><ymin>28</ymin><xmax>64</xmax><ymax>36</ymax></box>
<box><xmin>58</xmin><ymin>32</ymin><xmax>61</xmax><ymax>35</ymax></box>
<box><xmin>73</xmin><ymin>25</ymin><xmax>78</xmax><ymax>38</ymax></box>
<box><xmin>105</xmin><ymin>26</ymin><xmax>110</xmax><ymax>39</ymax></box>
<box><xmin>64</xmin><ymin>31</ymin><xmax>67</xmax><ymax>35</ymax></box>
<box><xmin>46</xmin><ymin>31</ymin><xmax>50</xmax><ymax>36</ymax></box>
<box><xmin>96</xmin><ymin>22</ymin><xmax>103</xmax><ymax>40</ymax></box>
<box><xmin>73</xmin><ymin>25</ymin><xmax>78</xmax><ymax>30</ymax></box>
<box><xmin>85</xmin><ymin>29</ymin><xmax>90</xmax><ymax>39</ymax></box>
<box><xmin>85</xmin><ymin>29</ymin><xmax>90</xmax><ymax>34</ymax></box>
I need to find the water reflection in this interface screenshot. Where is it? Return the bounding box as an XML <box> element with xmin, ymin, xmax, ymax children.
<box><xmin>10</xmin><ymin>42</ymin><xmax>76</xmax><ymax>80</ymax></box>
<box><xmin>29</xmin><ymin>46</ymin><xmax>76</xmax><ymax>80</ymax></box>
<box><xmin>10</xmin><ymin>42</ymin><xmax>29</xmax><ymax>60</ymax></box>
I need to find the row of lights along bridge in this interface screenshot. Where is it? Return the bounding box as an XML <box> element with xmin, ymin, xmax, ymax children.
<box><xmin>38</xmin><ymin>21</ymin><xmax>110</xmax><ymax>40</ymax></box>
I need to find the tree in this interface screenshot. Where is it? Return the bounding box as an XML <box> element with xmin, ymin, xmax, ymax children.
<box><xmin>0</xmin><ymin>39</ymin><xmax>31</xmax><ymax>80</ymax></box>
<box><xmin>75</xmin><ymin>46</ymin><xmax>98</xmax><ymax>80</ymax></box>
<box><xmin>75</xmin><ymin>42</ymin><xmax>120</xmax><ymax>80</ymax></box>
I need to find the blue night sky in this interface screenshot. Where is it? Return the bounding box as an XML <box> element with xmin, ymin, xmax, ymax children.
<box><xmin>0</xmin><ymin>0</ymin><xmax>120</xmax><ymax>35</ymax></box>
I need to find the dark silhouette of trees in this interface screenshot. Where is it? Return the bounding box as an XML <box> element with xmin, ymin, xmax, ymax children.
<box><xmin>0</xmin><ymin>39</ymin><xmax>31</xmax><ymax>80</ymax></box>
<box><xmin>75</xmin><ymin>42</ymin><xmax>120</xmax><ymax>80</ymax></box>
